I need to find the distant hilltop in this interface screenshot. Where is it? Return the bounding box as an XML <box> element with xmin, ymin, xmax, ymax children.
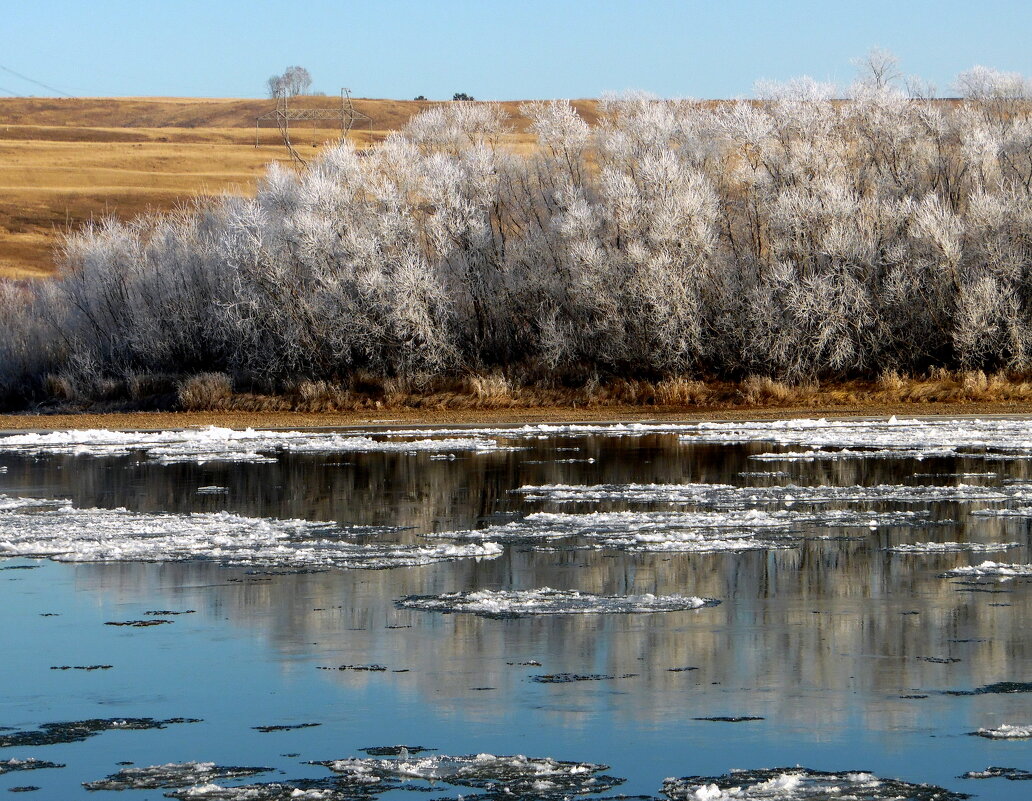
<box><xmin>0</xmin><ymin>96</ymin><xmax>602</xmax><ymax>133</ymax></box>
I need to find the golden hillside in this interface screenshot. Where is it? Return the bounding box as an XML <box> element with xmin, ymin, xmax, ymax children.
<box><xmin>0</xmin><ymin>96</ymin><xmax>600</xmax><ymax>279</ymax></box>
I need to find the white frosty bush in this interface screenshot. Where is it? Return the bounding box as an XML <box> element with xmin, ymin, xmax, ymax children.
<box><xmin>6</xmin><ymin>59</ymin><xmax>1032</xmax><ymax>404</ymax></box>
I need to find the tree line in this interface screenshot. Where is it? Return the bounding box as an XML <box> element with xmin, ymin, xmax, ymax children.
<box><xmin>3</xmin><ymin>61</ymin><xmax>1032</xmax><ymax>407</ymax></box>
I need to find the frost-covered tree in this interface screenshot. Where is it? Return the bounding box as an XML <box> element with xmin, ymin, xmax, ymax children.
<box><xmin>267</xmin><ymin>66</ymin><xmax>313</xmax><ymax>98</ymax></box>
<box><xmin>6</xmin><ymin>57</ymin><xmax>1032</xmax><ymax>408</ymax></box>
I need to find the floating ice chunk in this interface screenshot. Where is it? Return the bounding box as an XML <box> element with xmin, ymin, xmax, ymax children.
<box><xmin>435</xmin><ymin>509</ymin><xmax>796</xmax><ymax>552</ymax></box>
<box><xmin>0</xmin><ymin>495</ymin><xmax>502</xmax><ymax>569</ymax></box>
<box><xmin>517</xmin><ymin>483</ymin><xmax>735</xmax><ymax>504</ymax></box>
<box><xmin>971</xmin><ymin>506</ymin><xmax>1032</xmax><ymax>517</ymax></box>
<box><xmin>517</xmin><ymin>481</ymin><xmax>1016</xmax><ymax>508</ymax></box>
<box><xmin>0</xmin><ymin>426</ymin><xmax>513</xmax><ymax>465</ymax></box>
<box><xmin>886</xmin><ymin>542</ymin><xmax>1020</xmax><ymax>553</ymax></box>
<box><xmin>0</xmin><ymin>758</ymin><xmax>64</xmax><ymax>775</ymax></box>
<box><xmin>8</xmin><ymin>418</ymin><xmax>1032</xmax><ymax>465</ymax></box>
<box><xmin>677</xmin><ymin>417</ymin><xmax>1032</xmax><ymax>462</ymax></box>
<box><xmin>957</xmin><ymin>767</ymin><xmax>1032</xmax><ymax>780</ymax></box>
<box><xmin>945</xmin><ymin>681</ymin><xmax>1032</xmax><ymax>696</ymax></box>
<box><xmin>196</xmin><ymin>486</ymin><xmax>229</xmax><ymax>495</ymax></box>
<box><xmin>0</xmin><ymin>496</ymin><xmax>68</xmax><ymax>512</ymax></box>
<box><xmin>972</xmin><ymin>724</ymin><xmax>1032</xmax><ymax>739</ymax></box>
<box><xmin>438</xmin><ymin>501</ymin><xmax>943</xmax><ymax>554</ymax></box>
<box><xmin>914</xmin><ymin>472</ymin><xmax>997</xmax><ymax>478</ymax></box>
<box><xmin>83</xmin><ymin>762</ymin><xmax>272</xmax><ymax>790</ymax></box>
<box><xmin>0</xmin><ymin>717</ymin><xmax>199</xmax><ymax>748</ymax></box>
<box><xmin>662</xmin><ymin>767</ymin><xmax>968</xmax><ymax>800</ymax></box>
<box><xmin>961</xmin><ymin>766</ymin><xmax>1032</xmax><ymax>780</ymax></box>
<box><xmin>318</xmin><ymin>753</ymin><xmax>622</xmax><ymax>799</ymax></box>
<box><xmin>396</xmin><ymin>588</ymin><xmax>720</xmax><ymax>618</ymax></box>
<box><xmin>749</xmin><ymin>448</ymin><xmax>960</xmax><ymax>461</ymax></box>
<box><xmin>167</xmin><ymin>781</ymin><xmax>345</xmax><ymax>799</ymax></box>
<box><xmin>940</xmin><ymin>561</ymin><xmax>1032</xmax><ymax>580</ymax></box>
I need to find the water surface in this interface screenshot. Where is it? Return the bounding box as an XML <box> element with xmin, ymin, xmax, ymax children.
<box><xmin>1</xmin><ymin>423</ymin><xmax>1031</xmax><ymax>799</ymax></box>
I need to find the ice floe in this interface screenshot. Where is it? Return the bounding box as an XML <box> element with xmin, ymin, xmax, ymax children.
<box><xmin>434</xmin><ymin>510</ymin><xmax>798</xmax><ymax>552</ymax></box>
<box><xmin>971</xmin><ymin>505</ymin><xmax>1032</xmax><ymax>517</ymax></box>
<box><xmin>961</xmin><ymin>766</ymin><xmax>1032</xmax><ymax>780</ymax></box>
<box><xmin>318</xmin><ymin>753</ymin><xmax>622</xmax><ymax>799</ymax></box>
<box><xmin>0</xmin><ymin>717</ymin><xmax>199</xmax><ymax>748</ymax></box>
<box><xmin>436</xmin><ymin>502</ymin><xmax>958</xmax><ymax>552</ymax></box>
<box><xmin>359</xmin><ymin>746</ymin><xmax>435</xmax><ymax>757</ymax></box>
<box><xmin>945</xmin><ymin>681</ymin><xmax>1032</xmax><ymax>696</ymax></box>
<box><xmin>516</xmin><ymin>481</ymin><xmax>1020</xmax><ymax>507</ymax></box>
<box><xmin>971</xmin><ymin>724</ymin><xmax>1032</xmax><ymax>739</ymax></box>
<box><xmin>0</xmin><ymin>495</ymin><xmax>501</xmax><ymax>569</ymax></box>
<box><xmin>83</xmin><ymin>762</ymin><xmax>272</xmax><ymax>790</ymax></box>
<box><xmin>169</xmin><ymin>753</ymin><xmax>622</xmax><ymax>801</ymax></box>
<box><xmin>166</xmin><ymin>780</ymin><xmax>355</xmax><ymax>799</ymax></box>
<box><xmin>886</xmin><ymin>542</ymin><xmax>1020</xmax><ymax>554</ymax></box>
<box><xmin>0</xmin><ymin>758</ymin><xmax>64</xmax><ymax>775</ymax></box>
<box><xmin>531</xmin><ymin>673</ymin><xmax>633</xmax><ymax>683</ymax></box>
<box><xmin>395</xmin><ymin>588</ymin><xmax>719</xmax><ymax>617</ymax></box>
<box><xmin>0</xmin><ymin>426</ymin><xmax>512</xmax><ymax>465</ymax></box>
<box><xmin>676</xmin><ymin>416</ymin><xmax>1032</xmax><ymax>462</ymax></box>
<box><xmin>662</xmin><ymin>767</ymin><xmax>969</xmax><ymax>800</ymax></box>
<box><xmin>940</xmin><ymin>561</ymin><xmax>1032</xmax><ymax>580</ymax></box>
<box><xmin>0</xmin><ymin>496</ymin><xmax>66</xmax><ymax>512</ymax></box>
<box><xmin>5</xmin><ymin>417</ymin><xmax>1032</xmax><ymax>466</ymax></box>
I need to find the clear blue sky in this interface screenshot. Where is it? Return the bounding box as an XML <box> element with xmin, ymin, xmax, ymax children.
<box><xmin>4</xmin><ymin>0</ymin><xmax>1031</xmax><ymax>100</ymax></box>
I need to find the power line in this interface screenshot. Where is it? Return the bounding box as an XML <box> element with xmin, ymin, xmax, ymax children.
<box><xmin>0</xmin><ymin>84</ymin><xmax>20</xmax><ymax>96</ymax></box>
<box><xmin>0</xmin><ymin>64</ymin><xmax>73</xmax><ymax>97</ymax></box>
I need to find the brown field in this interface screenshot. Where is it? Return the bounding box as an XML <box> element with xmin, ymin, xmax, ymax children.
<box><xmin>0</xmin><ymin>96</ymin><xmax>596</xmax><ymax>279</ymax></box>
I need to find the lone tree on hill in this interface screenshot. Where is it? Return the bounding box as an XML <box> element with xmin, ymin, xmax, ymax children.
<box><xmin>267</xmin><ymin>66</ymin><xmax>313</xmax><ymax>98</ymax></box>
<box><xmin>452</xmin><ymin>92</ymin><xmax>474</xmax><ymax>101</ymax></box>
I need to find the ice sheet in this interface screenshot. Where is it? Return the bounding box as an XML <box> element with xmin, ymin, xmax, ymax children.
<box><xmin>0</xmin><ymin>426</ymin><xmax>512</xmax><ymax>464</ymax></box>
<box><xmin>676</xmin><ymin>417</ymin><xmax>1032</xmax><ymax>461</ymax></box>
<box><xmin>972</xmin><ymin>724</ymin><xmax>1032</xmax><ymax>739</ymax></box>
<box><xmin>0</xmin><ymin>495</ymin><xmax>501</xmax><ymax>569</ymax></box>
<box><xmin>662</xmin><ymin>767</ymin><xmax>968</xmax><ymax>800</ymax></box>
<box><xmin>940</xmin><ymin>561</ymin><xmax>1032</xmax><ymax>579</ymax></box>
<box><xmin>886</xmin><ymin>542</ymin><xmax>1020</xmax><ymax>553</ymax></box>
<box><xmin>432</xmin><ymin>509</ymin><xmax>798</xmax><ymax>552</ymax></box>
<box><xmin>517</xmin><ymin>481</ymin><xmax>1019</xmax><ymax>507</ymax></box>
<box><xmin>83</xmin><ymin>762</ymin><xmax>272</xmax><ymax>790</ymax></box>
<box><xmin>396</xmin><ymin>588</ymin><xmax>720</xmax><ymax>617</ymax></box>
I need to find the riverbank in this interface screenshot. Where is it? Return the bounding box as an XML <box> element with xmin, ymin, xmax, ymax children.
<box><xmin>3</xmin><ymin>399</ymin><xmax>1032</xmax><ymax>432</ymax></box>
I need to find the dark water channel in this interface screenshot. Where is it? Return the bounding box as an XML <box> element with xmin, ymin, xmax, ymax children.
<box><xmin>1</xmin><ymin>429</ymin><xmax>1031</xmax><ymax>799</ymax></box>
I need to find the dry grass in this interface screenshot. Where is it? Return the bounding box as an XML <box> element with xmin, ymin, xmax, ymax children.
<box><xmin>0</xmin><ymin>96</ymin><xmax>581</xmax><ymax>278</ymax></box>
<box><xmin>176</xmin><ymin>372</ymin><xmax>234</xmax><ymax>411</ymax></box>
<box><xmin>52</xmin><ymin>369</ymin><xmax>1032</xmax><ymax>415</ymax></box>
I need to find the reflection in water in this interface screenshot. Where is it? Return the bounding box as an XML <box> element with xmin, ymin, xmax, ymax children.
<box><xmin>2</xmin><ymin>431</ymin><xmax>1032</xmax><ymax>799</ymax></box>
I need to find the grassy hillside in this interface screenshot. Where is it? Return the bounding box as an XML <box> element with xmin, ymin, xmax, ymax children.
<box><xmin>0</xmin><ymin>96</ymin><xmax>598</xmax><ymax>279</ymax></box>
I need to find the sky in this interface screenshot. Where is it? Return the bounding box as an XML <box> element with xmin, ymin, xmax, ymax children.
<box><xmin>3</xmin><ymin>0</ymin><xmax>1032</xmax><ymax>100</ymax></box>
